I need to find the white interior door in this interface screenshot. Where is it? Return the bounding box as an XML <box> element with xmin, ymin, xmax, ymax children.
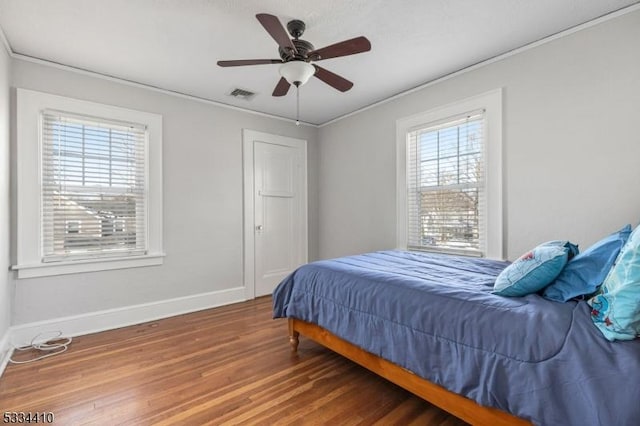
<box><xmin>243</xmin><ymin>130</ymin><xmax>307</xmax><ymax>298</ymax></box>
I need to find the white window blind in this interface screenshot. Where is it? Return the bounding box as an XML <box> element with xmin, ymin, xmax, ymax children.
<box><xmin>407</xmin><ymin>110</ymin><xmax>485</xmax><ymax>256</ymax></box>
<box><xmin>41</xmin><ymin>110</ymin><xmax>148</xmax><ymax>262</ymax></box>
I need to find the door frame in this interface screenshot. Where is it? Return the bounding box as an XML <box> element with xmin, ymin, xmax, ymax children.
<box><xmin>242</xmin><ymin>129</ymin><xmax>308</xmax><ymax>300</ymax></box>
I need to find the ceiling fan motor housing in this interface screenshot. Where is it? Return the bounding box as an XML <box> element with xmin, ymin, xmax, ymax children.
<box><xmin>279</xmin><ymin>39</ymin><xmax>315</xmax><ymax>62</ymax></box>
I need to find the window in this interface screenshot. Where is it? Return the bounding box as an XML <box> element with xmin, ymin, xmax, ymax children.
<box><xmin>42</xmin><ymin>111</ymin><xmax>146</xmax><ymax>261</ymax></box>
<box><xmin>15</xmin><ymin>89</ymin><xmax>163</xmax><ymax>278</ymax></box>
<box><xmin>407</xmin><ymin>112</ymin><xmax>484</xmax><ymax>254</ymax></box>
<box><xmin>397</xmin><ymin>90</ymin><xmax>503</xmax><ymax>259</ymax></box>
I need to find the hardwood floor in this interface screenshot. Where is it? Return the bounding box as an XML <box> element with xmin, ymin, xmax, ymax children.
<box><xmin>0</xmin><ymin>297</ymin><xmax>468</xmax><ymax>425</ymax></box>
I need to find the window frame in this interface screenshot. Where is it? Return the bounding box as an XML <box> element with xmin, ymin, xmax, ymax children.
<box><xmin>15</xmin><ymin>88</ymin><xmax>164</xmax><ymax>278</ymax></box>
<box><xmin>396</xmin><ymin>89</ymin><xmax>503</xmax><ymax>259</ymax></box>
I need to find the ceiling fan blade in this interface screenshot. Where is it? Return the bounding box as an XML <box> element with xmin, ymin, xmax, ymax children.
<box><xmin>313</xmin><ymin>65</ymin><xmax>353</xmax><ymax>92</ymax></box>
<box><xmin>217</xmin><ymin>59</ymin><xmax>282</xmax><ymax>67</ymax></box>
<box><xmin>256</xmin><ymin>13</ymin><xmax>298</xmax><ymax>55</ymax></box>
<box><xmin>309</xmin><ymin>36</ymin><xmax>371</xmax><ymax>61</ymax></box>
<box><xmin>272</xmin><ymin>77</ymin><xmax>291</xmax><ymax>97</ymax></box>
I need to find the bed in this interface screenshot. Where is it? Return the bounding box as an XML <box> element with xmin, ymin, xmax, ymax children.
<box><xmin>273</xmin><ymin>250</ymin><xmax>640</xmax><ymax>425</ymax></box>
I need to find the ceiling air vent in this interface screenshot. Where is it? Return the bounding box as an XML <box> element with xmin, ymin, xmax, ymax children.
<box><xmin>228</xmin><ymin>87</ymin><xmax>256</xmax><ymax>100</ymax></box>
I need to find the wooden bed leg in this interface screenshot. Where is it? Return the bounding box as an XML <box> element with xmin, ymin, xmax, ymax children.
<box><xmin>288</xmin><ymin>318</ymin><xmax>300</xmax><ymax>353</ymax></box>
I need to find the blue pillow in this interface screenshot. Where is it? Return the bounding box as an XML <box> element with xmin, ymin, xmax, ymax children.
<box><xmin>587</xmin><ymin>224</ymin><xmax>640</xmax><ymax>341</ymax></box>
<box><xmin>493</xmin><ymin>241</ymin><xmax>577</xmax><ymax>297</ymax></box>
<box><xmin>543</xmin><ymin>225</ymin><xmax>632</xmax><ymax>302</ymax></box>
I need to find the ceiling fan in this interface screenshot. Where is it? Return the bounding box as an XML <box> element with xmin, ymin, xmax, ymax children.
<box><xmin>217</xmin><ymin>13</ymin><xmax>371</xmax><ymax>97</ymax></box>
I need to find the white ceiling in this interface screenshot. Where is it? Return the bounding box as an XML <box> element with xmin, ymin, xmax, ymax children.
<box><xmin>1</xmin><ymin>0</ymin><xmax>638</xmax><ymax>125</ymax></box>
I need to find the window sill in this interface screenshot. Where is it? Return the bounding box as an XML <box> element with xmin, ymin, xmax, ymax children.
<box><xmin>12</xmin><ymin>253</ymin><xmax>165</xmax><ymax>279</ymax></box>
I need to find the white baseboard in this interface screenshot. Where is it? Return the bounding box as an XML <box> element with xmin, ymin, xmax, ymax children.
<box><xmin>9</xmin><ymin>286</ymin><xmax>246</xmax><ymax>348</ymax></box>
<box><xmin>0</xmin><ymin>328</ymin><xmax>13</xmax><ymax>378</ymax></box>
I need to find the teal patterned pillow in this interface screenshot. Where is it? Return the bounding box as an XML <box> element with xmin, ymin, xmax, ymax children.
<box><xmin>493</xmin><ymin>241</ymin><xmax>577</xmax><ymax>297</ymax></box>
<box><xmin>588</xmin><ymin>224</ymin><xmax>640</xmax><ymax>341</ymax></box>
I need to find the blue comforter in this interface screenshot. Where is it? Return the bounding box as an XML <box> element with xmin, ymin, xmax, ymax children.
<box><xmin>273</xmin><ymin>250</ymin><xmax>640</xmax><ymax>426</ymax></box>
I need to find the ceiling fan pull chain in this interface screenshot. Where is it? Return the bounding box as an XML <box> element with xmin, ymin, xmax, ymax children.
<box><xmin>296</xmin><ymin>85</ymin><xmax>300</xmax><ymax>126</ymax></box>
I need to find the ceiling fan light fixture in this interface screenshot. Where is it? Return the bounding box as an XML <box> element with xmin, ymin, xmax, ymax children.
<box><xmin>279</xmin><ymin>61</ymin><xmax>315</xmax><ymax>86</ymax></box>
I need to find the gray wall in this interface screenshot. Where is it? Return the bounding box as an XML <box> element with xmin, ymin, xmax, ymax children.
<box><xmin>10</xmin><ymin>59</ymin><xmax>319</xmax><ymax>324</ymax></box>
<box><xmin>0</xmin><ymin>44</ymin><xmax>11</xmax><ymax>341</ymax></box>
<box><xmin>318</xmin><ymin>10</ymin><xmax>640</xmax><ymax>261</ymax></box>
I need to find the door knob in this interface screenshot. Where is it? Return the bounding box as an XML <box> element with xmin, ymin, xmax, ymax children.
<box><xmin>255</xmin><ymin>225</ymin><xmax>263</xmax><ymax>231</ymax></box>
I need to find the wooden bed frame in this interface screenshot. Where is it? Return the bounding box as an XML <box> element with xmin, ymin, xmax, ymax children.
<box><xmin>288</xmin><ymin>318</ymin><xmax>530</xmax><ymax>426</ymax></box>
